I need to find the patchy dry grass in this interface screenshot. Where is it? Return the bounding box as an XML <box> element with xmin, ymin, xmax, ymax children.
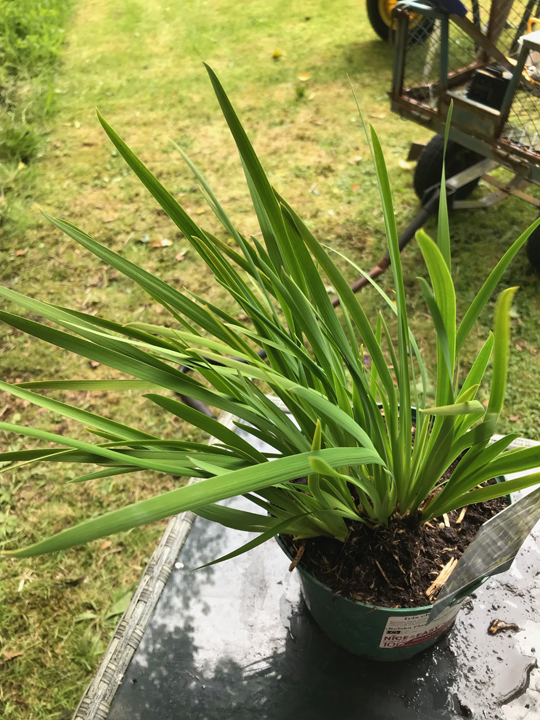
<box><xmin>1</xmin><ymin>0</ymin><xmax>539</xmax><ymax>716</ymax></box>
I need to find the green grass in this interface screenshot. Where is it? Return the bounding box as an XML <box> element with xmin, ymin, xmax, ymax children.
<box><xmin>0</xmin><ymin>0</ymin><xmax>76</xmax><ymax>167</ymax></box>
<box><xmin>1</xmin><ymin>0</ymin><xmax>539</xmax><ymax>716</ymax></box>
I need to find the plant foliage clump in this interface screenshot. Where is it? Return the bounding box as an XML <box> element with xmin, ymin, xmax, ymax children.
<box><xmin>1</xmin><ymin>66</ymin><xmax>540</xmax><ymax>563</ymax></box>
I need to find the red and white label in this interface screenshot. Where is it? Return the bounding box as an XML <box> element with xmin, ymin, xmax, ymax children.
<box><xmin>379</xmin><ymin>602</ymin><xmax>463</xmax><ymax>649</ymax></box>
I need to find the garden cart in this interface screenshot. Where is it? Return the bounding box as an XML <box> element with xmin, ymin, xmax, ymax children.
<box><xmin>386</xmin><ymin>0</ymin><xmax>540</xmax><ymax>271</ymax></box>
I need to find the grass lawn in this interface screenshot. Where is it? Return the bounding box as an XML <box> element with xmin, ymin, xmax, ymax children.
<box><xmin>1</xmin><ymin>0</ymin><xmax>539</xmax><ymax>716</ymax></box>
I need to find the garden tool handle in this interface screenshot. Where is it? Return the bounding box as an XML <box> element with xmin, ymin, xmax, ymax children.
<box><xmin>331</xmin><ymin>189</ymin><xmax>441</xmax><ymax>308</ymax></box>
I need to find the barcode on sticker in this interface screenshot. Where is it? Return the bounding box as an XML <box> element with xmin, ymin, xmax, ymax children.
<box><xmin>379</xmin><ymin>602</ymin><xmax>463</xmax><ymax>649</ymax></box>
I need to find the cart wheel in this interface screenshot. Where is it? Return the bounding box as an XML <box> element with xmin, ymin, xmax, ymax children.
<box><xmin>366</xmin><ymin>0</ymin><xmax>434</xmax><ymax>44</ymax></box>
<box><xmin>413</xmin><ymin>135</ymin><xmax>483</xmax><ymax>203</ymax></box>
<box><xmin>526</xmin><ymin>224</ymin><xmax>540</xmax><ymax>273</ymax></box>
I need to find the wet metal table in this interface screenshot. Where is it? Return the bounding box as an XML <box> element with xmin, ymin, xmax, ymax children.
<box><xmin>73</xmin><ymin>421</ymin><xmax>540</xmax><ymax>720</ymax></box>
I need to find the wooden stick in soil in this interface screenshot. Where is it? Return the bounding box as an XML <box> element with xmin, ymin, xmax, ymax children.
<box><xmin>375</xmin><ymin>560</ymin><xmax>400</xmax><ymax>590</ymax></box>
<box><xmin>456</xmin><ymin>507</ymin><xmax>467</xmax><ymax>524</ymax></box>
<box><xmin>289</xmin><ymin>541</ymin><xmax>306</xmax><ymax>572</ymax></box>
<box><xmin>426</xmin><ymin>558</ymin><xmax>458</xmax><ymax>603</ymax></box>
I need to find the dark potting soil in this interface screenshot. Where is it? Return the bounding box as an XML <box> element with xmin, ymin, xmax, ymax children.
<box><xmin>281</xmin><ymin>479</ymin><xmax>508</xmax><ymax>609</ymax></box>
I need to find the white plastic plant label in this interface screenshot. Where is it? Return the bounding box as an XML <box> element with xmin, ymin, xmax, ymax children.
<box><xmin>379</xmin><ymin>602</ymin><xmax>463</xmax><ymax>649</ymax></box>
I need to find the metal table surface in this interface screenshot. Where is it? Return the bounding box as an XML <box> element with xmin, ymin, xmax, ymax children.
<box><xmin>106</xmin><ymin>505</ymin><xmax>539</xmax><ymax>720</ymax></box>
<box><xmin>74</xmin><ymin>421</ymin><xmax>540</xmax><ymax>720</ymax></box>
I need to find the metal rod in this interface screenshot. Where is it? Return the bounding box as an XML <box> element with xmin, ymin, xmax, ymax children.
<box><xmin>331</xmin><ymin>192</ymin><xmax>440</xmax><ymax>308</ymax></box>
<box><xmin>487</xmin><ymin>0</ymin><xmax>515</xmax><ymax>48</ymax></box>
<box><xmin>439</xmin><ymin>17</ymin><xmax>449</xmax><ymax>94</ymax></box>
<box><xmin>510</xmin><ymin>0</ymin><xmax>537</xmax><ymax>54</ymax></box>
<box><xmin>482</xmin><ymin>174</ymin><xmax>540</xmax><ymax>208</ymax></box>
<box><xmin>445</xmin><ymin>158</ymin><xmax>498</xmax><ymax>190</ymax></box>
<box><xmin>392</xmin><ymin>8</ymin><xmax>409</xmax><ymax>100</ymax></box>
<box><xmin>498</xmin><ymin>41</ymin><xmax>530</xmax><ymax>128</ymax></box>
<box><xmin>472</xmin><ymin>0</ymin><xmax>481</xmax><ymax>30</ymax></box>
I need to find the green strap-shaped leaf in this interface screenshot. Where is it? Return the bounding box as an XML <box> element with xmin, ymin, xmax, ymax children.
<box><xmin>190</xmin><ymin>512</ymin><xmax>312</xmax><ymax>570</ymax></box>
<box><xmin>0</xmin><ymin>422</ymin><xmax>200</xmax><ymax>477</ymax></box>
<box><xmin>17</xmin><ymin>380</ymin><xmax>160</xmax><ymax>391</ymax></box>
<box><xmin>279</xmin><ymin>200</ymin><xmax>396</xmax><ymax>401</ymax></box>
<box><xmin>417</xmin><ymin>277</ymin><xmax>453</xmax><ymax>384</ymax></box>
<box><xmin>307</xmin><ymin>419</ymin><xmax>331</xmax><ymax>509</ymax></box>
<box><xmin>42</xmin><ymin>213</ymin><xmax>227</xmax><ymax>340</ymax></box>
<box><xmin>3</xmin><ymin>446</ymin><xmax>385</xmax><ymax>557</ymax></box>
<box><xmin>69</xmin><ymin>467</ymin><xmax>138</xmax><ymax>484</ymax></box>
<box><xmin>486</xmin><ymin>287</ymin><xmax>517</xmax><ymax>418</ymax></box>
<box><xmin>54</xmin><ymin>304</ymin><xmax>183</xmax><ymax>352</ymax></box>
<box><xmin>479</xmin><ymin>444</ymin><xmax>540</xmax><ymax>478</ymax></box>
<box><xmin>420</xmin><ymin>401</ymin><xmax>485</xmax><ymax>416</ymax></box>
<box><xmin>416</xmin><ymin>230</ymin><xmax>456</xmax><ymax>368</ymax></box>
<box><xmin>144</xmin><ymin>394</ymin><xmax>267</xmax><ymax>463</ymax></box>
<box><xmin>1</xmin><ymin>382</ymin><xmax>156</xmax><ymax>441</ymax></box>
<box><xmin>441</xmin><ymin>433</ymin><xmax>517</xmax><ymax>500</ymax></box>
<box><xmin>205</xmin><ymin>64</ymin><xmax>310</xmax><ymax>289</ymax></box>
<box><xmin>309</xmin><ymin>456</ymin><xmax>382</xmax><ymax>515</ymax></box>
<box><xmin>1</xmin><ymin>286</ymin><xmax>202</xmax><ymax>374</ymax></box>
<box><xmin>428</xmin><ymin>443</ymin><xmax>540</xmax><ymax>519</ymax></box>
<box><xmin>291</xmin><ymin>386</ymin><xmax>379</xmax><ymax>455</ymax></box>
<box><xmin>0</xmin><ymin>448</ymin><xmax>70</xmax><ymax>463</ymax></box>
<box><xmin>445</xmin><ymin>423</ymin><xmax>509</xmax><ymax>464</ymax></box>
<box><xmin>368</xmin><ymin>124</ymin><xmax>412</xmax><ymax>485</ymax></box>
<box><xmin>0</xmin><ymin>311</ymin><xmax>271</xmax><ymax>431</ymax></box>
<box><xmin>456</xmin><ymin>334</ymin><xmax>494</xmax><ymax>401</ymax></box>
<box><xmin>456</xmin><ymin>218</ymin><xmax>540</xmax><ymax>354</ymax></box>
<box><xmin>96</xmin><ymin>113</ymin><xmax>211</xmax><ymax>262</ymax></box>
<box><xmin>437</xmin><ymin>102</ymin><xmax>453</xmax><ymax>270</ymax></box>
<box><xmin>280</xmin><ymin>203</ymin><xmax>362</xmax><ymax>373</ymax></box>
<box><xmin>424</xmin><ymin>472</ymin><xmax>540</xmax><ymax>520</ymax></box>
<box><xmin>194</xmin><ymin>503</ymin><xmax>279</xmax><ymax>532</ymax></box>
<box><xmin>323</xmin><ymin>242</ymin><xmax>428</xmax><ymax>403</ymax></box>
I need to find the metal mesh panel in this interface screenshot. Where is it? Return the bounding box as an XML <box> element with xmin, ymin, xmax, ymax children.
<box><xmin>446</xmin><ymin>21</ymin><xmax>477</xmax><ymax>75</ymax></box>
<box><xmin>399</xmin><ymin>0</ymin><xmax>540</xmax><ymax>154</ymax></box>
<box><xmin>503</xmin><ymin>87</ymin><xmax>540</xmax><ymax>151</ymax></box>
<box><xmin>402</xmin><ymin>20</ymin><xmax>442</xmax><ymax>106</ymax></box>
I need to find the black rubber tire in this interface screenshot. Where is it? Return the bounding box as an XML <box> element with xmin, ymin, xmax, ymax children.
<box><xmin>366</xmin><ymin>0</ymin><xmax>435</xmax><ymax>44</ymax></box>
<box><xmin>526</xmin><ymin>224</ymin><xmax>540</xmax><ymax>272</ymax></box>
<box><xmin>413</xmin><ymin>135</ymin><xmax>483</xmax><ymax>203</ymax></box>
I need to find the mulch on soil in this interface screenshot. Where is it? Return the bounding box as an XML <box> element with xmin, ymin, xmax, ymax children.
<box><xmin>282</xmin><ymin>485</ymin><xmax>508</xmax><ymax>609</ymax></box>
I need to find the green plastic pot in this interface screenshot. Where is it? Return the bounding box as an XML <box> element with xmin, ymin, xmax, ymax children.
<box><xmin>275</xmin><ymin>407</ymin><xmax>511</xmax><ymax>660</ymax></box>
<box><xmin>277</xmin><ymin>534</ymin><xmax>462</xmax><ymax>661</ymax></box>
<box><xmin>276</xmin><ymin>497</ymin><xmax>505</xmax><ymax>663</ymax></box>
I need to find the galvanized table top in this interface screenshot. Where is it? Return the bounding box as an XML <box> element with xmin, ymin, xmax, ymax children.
<box><xmin>74</xmin><ymin>419</ymin><xmax>540</xmax><ymax>720</ymax></box>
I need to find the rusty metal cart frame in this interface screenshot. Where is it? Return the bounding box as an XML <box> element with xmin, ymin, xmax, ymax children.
<box><xmin>360</xmin><ymin>0</ymin><xmax>538</xmax><ymax>275</ymax></box>
<box><xmin>391</xmin><ymin>1</ymin><xmax>540</xmax><ymax>193</ymax></box>
<box><xmin>332</xmin><ymin>1</ymin><xmax>540</xmax><ymax>301</ymax></box>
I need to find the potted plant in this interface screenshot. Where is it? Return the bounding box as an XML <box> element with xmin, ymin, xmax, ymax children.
<box><xmin>2</xmin><ymin>66</ymin><xmax>539</xmax><ymax>661</ymax></box>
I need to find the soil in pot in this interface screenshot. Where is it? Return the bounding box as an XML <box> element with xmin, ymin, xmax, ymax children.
<box><xmin>281</xmin><ymin>478</ymin><xmax>508</xmax><ymax>609</ymax></box>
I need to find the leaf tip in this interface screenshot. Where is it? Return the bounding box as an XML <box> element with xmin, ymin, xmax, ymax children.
<box><xmin>41</xmin><ymin>209</ymin><xmax>55</xmax><ymax>223</ymax></box>
<box><xmin>415</xmin><ymin>228</ymin><xmax>432</xmax><ymax>245</ymax></box>
<box><xmin>203</xmin><ymin>62</ymin><xmax>216</xmax><ymax>80</ymax></box>
<box><xmin>96</xmin><ymin>109</ymin><xmax>108</xmax><ymax>128</ymax></box>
